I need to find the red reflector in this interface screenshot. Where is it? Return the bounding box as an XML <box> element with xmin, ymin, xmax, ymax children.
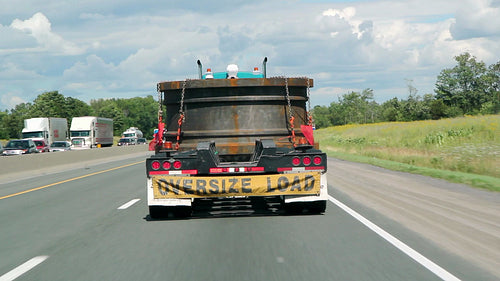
<box><xmin>251</xmin><ymin>167</ymin><xmax>264</xmax><ymax>172</ymax></box>
<box><xmin>151</xmin><ymin>161</ymin><xmax>160</xmax><ymax>170</ymax></box>
<box><xmin>303</xmin><ymin>156</ymin><xmax>312</xmax><ymax>166</ymax></box>
<box><xmin>313</xmin><ymin>156</ymin><xmax>322</xmax><ymax>165</ymax></box>
<box><xmin>182</xmin><ymin>170</ymin><xmax>198</xmax><ymax>175</ymax></box>
<box><xmin>173</xmin><ymin>161</ymin><xmax>182</xmax><ymax>169</ymax></box>
<box><xmin>210</xmin><ymin>168</ymin><xmax>223</xmax><ymax>173</ymax></box>
<box><xmin>162</xmin><ymin>161</ymin><xmax>171</xmax><ymax>169</ymax></box>
<box><xmin>292</xmin><ymin>157</ymin><xmax>301</xmax><ymax>166</ymax></box>
<box><xmin>277</xmin><ymin>167</ymin><xmax>293</xmax><ymax>172</ymax></box>
<box><xmin>305</xmin><ymin>166</ymin><xmax>325</xmax><ymax>171</ymax></box>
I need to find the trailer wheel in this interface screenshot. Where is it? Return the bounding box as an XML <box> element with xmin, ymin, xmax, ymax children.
<box><xmin>149</xmin><ymin>206</ymin><xmax>166</xmax><ymax>219</ymax></box>
<box><xmin>173</xmin><ymin>207</ymin><xmax>192</xmax><ymax>218</ymax></box>
<box><xmin>283</xmin><ymin>203</ymin><xmax>304</xmax><ymax>215</ymax></box>
<box><xmin>305</xmin><ymin>201</ymin><xmax>327</xmax><ymax>214</ymax></box>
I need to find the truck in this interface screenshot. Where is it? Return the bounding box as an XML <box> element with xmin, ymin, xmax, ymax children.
<box><xmin>70</xmin><ymin>116</ymin><xmax>113</xmax><ymax>148</ymax></box>
<box><xmin>122</xmin><ymin>127</ymin><xmax>143</xmax><ymax>143</ymax></box>
<box><xmin>22</xmin><ymin>117</ymin><xmax>68</xmax><ymax>152</ymax></box>
<box><xmin>146</xmin><ymin>58</ymin><xmax>328</xmax><ymax>218</ymax></box>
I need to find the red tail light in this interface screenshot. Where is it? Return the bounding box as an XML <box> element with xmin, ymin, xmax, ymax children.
<box><xmin>313</xmin><ymin>156</ymin><xmax>322</xmax><ymax>165</ymax></box>
<box><xmin>162</xmin><ymin>161</ymin><xmax>171</xmax><ymax>169</ymax></box>
<box><xmin>292</xmin><ymin>157</ymin><xmax>301</xmax><ymax>166</ymax></box>
<box><xmin>303</xmin><ymin>156</ymin><xmax>312</xmax><ymax>166</ymax></box>
<box><xmin>173</xmin><ymin>160</ymin><xmax>182</xmax><ymax>169</ymax></box>
<box><xmin>151</xmin><ymin>160</ymin><xmax>160</xmax><ymax>170</ymax></box>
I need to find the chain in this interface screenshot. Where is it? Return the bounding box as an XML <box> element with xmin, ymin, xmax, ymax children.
<box><xmin>283</xmin><ymin>77</ymin><xmax>296</xmax><ymax>146</ymax></box>
<box><xmin>175</xmin><ymin>80</ymin><xmax>187</xmax><ymax>150</ymax></box>
<box><xmin>157</xmin><ymin>83</ymin><xmax>163</xmax><ymax>123</ymax></box>
<box><xmin>306</xmin><ymin>78</ymin><xmax>313</xmax><ymax>126</ymax></box>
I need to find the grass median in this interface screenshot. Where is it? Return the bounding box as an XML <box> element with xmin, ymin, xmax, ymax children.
<box><xmin>315</xmin><ymin>115</ymin><xmax>500</xmax><ymax>191</ymax></box>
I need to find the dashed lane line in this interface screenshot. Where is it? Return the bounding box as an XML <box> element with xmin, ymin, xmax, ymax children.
<box><xmin>118</xmin><ymin>198</ymin><xmax>141</xmax><ymax>209</ymax></box>
<box><xmin>0</xmin><ymin>256</ymin><xmax>49</xmax><ymax>281</ymax></box>
<box><xmin>328</xmin><ymin>195</ymin><xmax>461</xmax><ymax>281</ymax></box>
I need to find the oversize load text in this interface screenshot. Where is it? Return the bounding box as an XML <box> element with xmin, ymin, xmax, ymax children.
<box><xmin>152</xmin><ymin>172</ymin><xmax>321</xmax><ymax>198</ymax></box>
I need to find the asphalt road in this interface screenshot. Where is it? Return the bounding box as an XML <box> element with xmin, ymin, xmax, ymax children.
<box><xmin>0</xmin><ymin>150</ymin><xmax>498</xmax><ymax>280</ymax></box>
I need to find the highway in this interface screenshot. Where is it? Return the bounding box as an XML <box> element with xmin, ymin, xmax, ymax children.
<box><xmin>0</xmin><ymin>148</ymin><xmax>498</xmax><ymax>281</ymax></box>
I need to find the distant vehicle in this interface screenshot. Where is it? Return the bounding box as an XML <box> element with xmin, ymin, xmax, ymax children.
<box><xmin>137</xmin><ymin>138</ymin><xmax>147</xmax><ymax>144</ymax></box>
<box><xmin>2</xmin><ymin>139</ymin><xmax>38</xmax><ymax>155</ymax></box>
<box><xmin>22</xmin><ymin>117</ymin><xmax>68</xmax><ymax>148</ymax></box>
<box><xmin>70</xmin><ymin>116</ymin><xmax>113</xmax><ymax>149</ymax></box>
<box><xmin>33</xmin><ymin>139</ymin><xmax>50</xmax><ymax>152</ymax></box>
<box><xmin>118</xmin><ymin>138</ymin><xmax>136</xmax><ymax>146</ymax></box>
<box><xmin>122</xmin><ymin>127</ymin><xmax>143</xmax><ymax>142</ymax></box>
<box><xmin>50</xmin><ymin>141</ymin><xmax>72</xmax><ymax>152</ymax></box>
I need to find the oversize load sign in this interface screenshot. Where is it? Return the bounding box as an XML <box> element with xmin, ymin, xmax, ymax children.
<box><xmin>152</xmin><ymin>172</ymin><xmax>321</xmax><ymax>199</ymax></box>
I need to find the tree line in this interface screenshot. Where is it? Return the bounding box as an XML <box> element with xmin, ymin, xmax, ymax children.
<box><xmin>312</xmin><ymin>52</ymin><xmax>499</xmax><ymax>128</ymax></box>
<box><xmin>0</xmin><ymin>52</ymin><xmax>498</xmax><ymax>139</ymax></box>
<box><xmin>0</xmin><ymin>92</ymin><xmax>159</xmax><ymax>139</ymax></box>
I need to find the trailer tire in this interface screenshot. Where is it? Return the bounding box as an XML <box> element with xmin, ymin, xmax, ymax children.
<box><xmin>283</xmin><ymin>203</ymin><xmax>304</xmax><ymax>215</ymax></box>
<box><xmin>149</xmin><ymin>206</ymin><xmax>166</xmax><ymax>219</ymax></box>
<box><xmin>173</xmin><ymin>207</ymin><xmax>192</xmax><ymax>218</ymax></box>
<box><xmin>306</xmin><ymin>201</ymin><xmax>327</xmax><ymax>214</ymax></box>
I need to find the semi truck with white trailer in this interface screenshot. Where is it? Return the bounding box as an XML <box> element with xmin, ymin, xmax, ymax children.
<box><xmin>70</xmin><ymin>116</ymin><xmax>113</xmax><ymax>148</ymax></box>
<box><xmin>22</xmin><ymin>117</ymin><xmax>68</xmax><ymax>151</ymax></box>
<box><xmin>122</xmin><ymin>127</ymin><xmax>143</xmax><ymax>141</ymax></box>
<box><xmin>146</xmin><ymin>59</ymin><xmax>328</xmax><ymax>218</ymax></box>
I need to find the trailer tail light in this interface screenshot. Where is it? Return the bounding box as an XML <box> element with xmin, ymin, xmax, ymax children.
<box><xmin>292</xmin><ymin>157</ymin><xmax>301</xmax><ymax>166</ymax></box>
<box><xmin>151</xmin><ymin>160</ymin><xmax>161</xmax><ymax>170</ymax></box>
<box><xmin>313</xmin><ymin>156</ymin><xmax>322</xmax><ymax>165</ymax></box>
<box><xmin>303</xmin><ymin>156</ymin><xmax>311</xmax><ymax>166</ymax></box>
<box><xmin>162</xmin><ymin>161</ymin><xmax>171</xmax><ymax>169</ymax></box>
<box><xmin>173</xmin><ymin>160</ymin><xmax>182</xmax><ymax>169</ymax></box>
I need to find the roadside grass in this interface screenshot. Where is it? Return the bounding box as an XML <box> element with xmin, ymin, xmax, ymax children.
<box><xmin>315</xmin><ymin>115</ymin><xmax>500</xmax><ymax>191</ymax></box>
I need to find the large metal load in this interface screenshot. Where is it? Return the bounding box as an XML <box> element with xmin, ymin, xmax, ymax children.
<box><xmin>146</xmin><ymin>59</ymin><xmax>328</xmax><ymax>218</ymax></box>
<box><xmin>22</xmin><ymin>117</ymin><xmax>68</xmax><ymax>150</ymax></box>
<box><xmin>70</xmin><ymin>116</ymin><xmax>113</xmax><ymax>148</ymax></box>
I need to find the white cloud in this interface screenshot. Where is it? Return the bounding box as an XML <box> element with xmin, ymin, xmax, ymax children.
<box><xmin>450</xmin><ymin>0</ymin><xmax>500</xmax><ymax>39</ymax></box>
<box><xmin>10</xmin><ymin>12</ymin><xmax>85</xmax><ymax>55</ymax></box>
<box><xmin>1</xmin><ymin>93</ymin><xmax>27</xmax><ymax>109</ymax></box>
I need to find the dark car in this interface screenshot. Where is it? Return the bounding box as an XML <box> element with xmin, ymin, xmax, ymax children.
<box><xmin>2</xmin><ymin>139</ymin><xmax>38</xmax><ymax>155</ymax></box>
<box><xmin>33</xmin><ymin>139</ymin><xmax>50</xmax><ymax>152</ymax></box>
<box><xmin>137</xmin><ymin>138</ymin><xmax>147</xmax><ymax>145</ymax></box>
<box><xmin>50</xmin><ymin>141</ymin><xmax>72</xmax><ymax>152</ymax></box>
<box><xmin>117</xmin><ymin>138</ymin><xmax>135</xmax><ymax>146</ymax></box>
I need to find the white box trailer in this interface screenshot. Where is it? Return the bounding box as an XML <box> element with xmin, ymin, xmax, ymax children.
<box><xmin>70</xmin><ymin>116</ymin><xmax>113</xmax><ymax>148</ymax></box>
<box><xmin>122</xmin><ymin>127</ymin><xmax>143</xmax><ymax>142</ymax></box>
<box><xmin>22</xmin><ymin>117</ymin><xmax>68</xmax><ymax>146</ymax></box>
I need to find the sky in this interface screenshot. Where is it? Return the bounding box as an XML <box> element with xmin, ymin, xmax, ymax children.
<box><xmin>0</xmin><ymin>0</ymin><xmax>499</xmax><ymax>110</ymax></box>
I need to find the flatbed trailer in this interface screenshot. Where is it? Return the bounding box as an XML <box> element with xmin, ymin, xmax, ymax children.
<box><xmin>146</xmin><ymin>60</ymin><xmax>328</xmax><ymax>218</ymax></box>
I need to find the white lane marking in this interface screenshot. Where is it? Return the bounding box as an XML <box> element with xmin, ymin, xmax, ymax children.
<box><xmin>328</xmin><ymin>195</ymin><xmax>461</xmax><ymax>281</ymax></box>
<box><xmin>0</xmin><ymin>256</ymin><xmax>49</xmax><ymax>281</ymax></box>
<box><xmin>117</xmin><ymin>198</ymin><xmax>140</xmax><ymax>210</ymax></box>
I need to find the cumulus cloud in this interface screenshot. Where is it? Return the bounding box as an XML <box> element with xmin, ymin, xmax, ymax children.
<box><xmin>450</xmin><ymin>0</ymin><xmax>500</xmax><ymax>39</ymax></box>
<box><xmin>10</xmin><ymin>12</ymin><xmax>85</xmax><ymax>55</ymax></box>
<box><xmin>1</xmin><ymin>93</ymin><xmax>27</xmax><ymax>109</ymax></box>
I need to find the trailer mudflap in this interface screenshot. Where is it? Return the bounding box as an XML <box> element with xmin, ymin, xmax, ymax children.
<box><xmin>152</xmin><ymin>172</ymin><xmax>321</xmax><ymax>199</ymax></box>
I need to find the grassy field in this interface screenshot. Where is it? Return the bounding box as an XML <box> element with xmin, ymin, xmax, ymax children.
<box><xmin>314</xmin><ymin>115</ymin><xmax>500</xmax><ymax>191</ymax></box>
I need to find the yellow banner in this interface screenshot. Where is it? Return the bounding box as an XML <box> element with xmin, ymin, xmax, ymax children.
<box><xmin>152</xmin><ymin>172</ymin><xmax>321</xmax><ymax>199</ymax></box>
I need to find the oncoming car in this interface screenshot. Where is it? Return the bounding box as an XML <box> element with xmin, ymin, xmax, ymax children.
<box><xmin>117</xmin><ymin>138</ymin><xmax>136</xmax><ymax>146</ymax></box>
<box><xmin>50</xmin><ymin>141</ymin><xmax>72</xmax><ymax>152</ymax></box>
<box><xmin>2</xmin><ymin>139</ymin><xmax>38</xmax><ymax>155</ymax></box>
<box><xmin>137</xmin><ymin>138</ymin><xmax>147</xmax><ymax>145</ymax></box>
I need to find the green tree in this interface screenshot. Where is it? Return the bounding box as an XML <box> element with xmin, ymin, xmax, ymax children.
<box><xmin>29</xmin><ymin>91</ymin><xmax>67</xmax><ymax>118</ymax></box>
<box><xmin>435</xmin><ymin>52</ymin><xmax>491</xmax><ymax>114</ymax></box>
<box><xmin>312</xmin><ymin>105</ymin><xmax>331</xmax><ymax>129</ymax></box>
